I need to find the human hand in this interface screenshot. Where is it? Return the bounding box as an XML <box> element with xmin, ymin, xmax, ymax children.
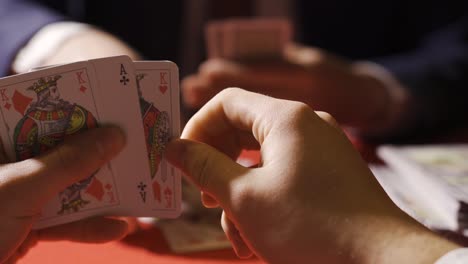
<box><xmin>0</xmin><ymin>127</ymin><xmax>130</xmax><ymax>263</ymax></box>
<box><xmin>41</xmin><ymin>28</ymin><xmax>141</xmax><ymax>67</ymax></box>
<box><xmin>182</xmin><ymin>44</ymin><xmax>392</xmax><ymax>128</ymax></box>
<box><xmin>166</xmin><ymin>88</ymin><xmax>459</xmax><ymax>264</ymax></box>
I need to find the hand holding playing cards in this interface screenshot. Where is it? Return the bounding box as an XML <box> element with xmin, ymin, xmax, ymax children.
<box><xmin>39</xmin><ymin>28</ymin><xmax>141</xmax><ymax>70</ymax></box>
<box><xmin>0</xmin><ymin>127</ymin><xmax>130</xmax><ymax>263</ymax></box>
<box><xmin>167</xmin><ymin>88</ymin><xmax>459</xmax><ymax>263</ymax></box>
<box><xmin>182</xmin><ymin>44</ymin><xmax>393</xmax><ymax>129</ymax></box>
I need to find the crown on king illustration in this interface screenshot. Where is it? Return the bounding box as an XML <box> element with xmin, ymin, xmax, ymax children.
<box><xmin>28</xmin><ymin>75</ymin><xmax>62</xmax><ymax>94</ymax></box>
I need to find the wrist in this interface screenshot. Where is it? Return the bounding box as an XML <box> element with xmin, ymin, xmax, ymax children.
<box><xmin>325</xmin><ymin>169</ymin><xmax>459</xmax><ymax>264</ymax></box>
<box><xmin>345</xmin><ymin>209</ymin><xmax>460</xmax><ymax>264</ymax></box>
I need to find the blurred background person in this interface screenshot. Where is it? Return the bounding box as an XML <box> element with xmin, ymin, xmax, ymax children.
<box><xmin>182</xmin><ymin>2</ymin><xmax>468</xmax><ymax>141</ymax></box>
<box><xmin>1</xmin><ymin>0</ymin><xmax>468</xmax><ymax>142</ymax></box>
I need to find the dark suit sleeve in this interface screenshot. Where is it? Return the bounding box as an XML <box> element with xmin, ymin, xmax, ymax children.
<box><xmin>371</xmin><ymin>16</ymin><xmax>468</xmax><ymax>140</ymax></box>
<box><xmin>0</xmin><ymin>0</ymin><xmax>65</xmax><ymax>76</ymax></box>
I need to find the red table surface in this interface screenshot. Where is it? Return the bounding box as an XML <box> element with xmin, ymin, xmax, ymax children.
<box><xmin>20</xmin><ymin>225</ymin><xmax>262</xmax><ymax>264</ymax></box>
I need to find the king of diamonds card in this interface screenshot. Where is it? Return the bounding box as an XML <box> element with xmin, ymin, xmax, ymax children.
<box><xmin>0</xmin><ymin>62</ymin><xmax>122</xmax><ymax>226</ymax></box>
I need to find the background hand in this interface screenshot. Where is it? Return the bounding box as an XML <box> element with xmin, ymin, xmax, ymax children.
<box><xmin>182</xmin><ymin>44</ymin><xmax>391</xmax><ymax>128</ymax></box>
<box><xmin>41</xmin><ymin>28</ymin><xmax>142</xmax><ymax>67</ymax></box>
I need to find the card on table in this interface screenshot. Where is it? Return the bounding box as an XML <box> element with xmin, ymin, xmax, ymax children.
<box><xmin>134</xmin><ymin>61</ymin><xmax>181</xmax><ymax>218</ymax></box>
<box><xmin>378</xmin><ymin>144</ymin><xmax>468</xmax><ymax>201</ymax></box>
<box><xmin>158</xmin><ymin>217</ymin><xmax>231</xmax><ymax>254</ymax></box>
<box><xmin>0</xmin><ymin>56</ymin><xmax>156</xmax><ymax>229</ymax></box>
<box><xmin>205</xmin><ymin>18</ymin><xmax>292</xmax><ymax>61</ymax></box>
<box><xmin>377</xmin><ymin>145</ymin><xmax>467</xmax><ymax>231</ymax></box>
<box><xmin>205</xmin><ymin>22</ymin><xmax>225</xmax><ymax>59</ymax></box>
<box><xmin>370</xmin><ymin>164</ymin><xmax>456</xmax><ymax>230</ymax></box>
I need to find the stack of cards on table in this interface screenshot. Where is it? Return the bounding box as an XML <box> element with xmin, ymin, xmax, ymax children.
<box><xmin>372</xmin><ymin>144</ymin><xmax>468</xmax><ymax>235</ymax></box>
<box><xmin>0</xmin><ymin>55</ymin><xmax>181</xmax><ymax>229</ymax></box>
<box><xmin>205</xmin><ymin>18</ymin><xmax>292</xmax><ymax>61</ymax></box>
<box><xmin>157</xmin><ymin>217</ymin><xmax>231</xmax><ymax>254</ymax></box>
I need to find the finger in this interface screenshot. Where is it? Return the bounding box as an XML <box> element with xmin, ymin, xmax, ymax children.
<box><xmin>315</xmin><ymin>111</ymin><xmax>340</xmax><ymax>129</ymax></box>
<box><xmin>0</xmin><ymin>127</ymin><xmax>126</xmax><ymax>212</ymax></box>
<box><xmin>181</xmin><ymin>75</ymin><xmax>219</xmax><ymax>109</ymax></box>
<box><xmin>107</xmin><ymin>216</ymin><xmax>140</xmax><ymax>234</ymax></box>
<box><xmin>198</xmin><ymin>59</ymin><xmax>283</xmax><ymax>96</ymax></box>
<box><xmin>182</xmin><ymin>60</ymin><xmax>250</xmax><ymax>110</ymax></box>
<box><xmin>201</xmin><ymin>192</ymin><xmax>220</xmax><ymax>208</ymax></box>
<box><xmin>283</xmin><ymin>43</ymin><xmax>325</xmax><ymax>67</ymax></box>
<box><xmin>181</xmin><ymin>88</ymin><xmax>315</xmax><ymax>164</ymax></box>
<box><xmin>120</xmin><ymin>217</ymin><xmax>140</xmax><ymax>234</ymax></box>
<box><xmin>182</xmin><ymin>59</ymin><xmax>283</xmax><ymax>110</ymax></box>
<box><xmin>38</xmin><ymin>216</ymin><xmax>129</xmax><ymax>243</ymax></box>
<box><xmin>166</xmin><ymin>139</ymin><xmax>249</xmax><ymax>206</ymax></box>
<box><xmin>8</xmin><ymin>232</ymin><xmax>38</xmax><ymax>263</ymax></box>
<box><xmin>314</xmin><ymin>111</ymin><xmax>349</xmax><ymax>140</ymax></box>
<box><xmin>221</xmin><ymin>211</ymin><xmax>253</xmax><ymax>259</ymax></box>
<box><xmin>14</xmin><ymin>232</ymin><xmax>39</xmax><ymax>258</ymax></box>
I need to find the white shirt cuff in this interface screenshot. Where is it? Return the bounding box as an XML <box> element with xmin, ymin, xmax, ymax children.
<box><xmin>435</xmin><ymin>248</ymin><xmax>468</xmax><ymax>264</ymax></box>
<box><xmin>12</xmin><ymin>22</ymin><xmax>91</xmax><ymax>73</ymax></box>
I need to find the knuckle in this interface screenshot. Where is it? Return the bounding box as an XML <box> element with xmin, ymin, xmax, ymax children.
<box><xmin>199</xmin><ymin>59</ymin><xmax>224</xmax><ymax>74</ymax></box>
<box><xmin>231</xmin><ymin>183</ymin><xmax>251</xmax><ymax>211</ymax></box>
<box><xmin>286</xmin><ymin>102</ymin><xmax>315</xmax><ymax>127</ymax></box>
<box><xmin>204</xmin><ymin>69</ymin><xmax>227</xmax><ymax>87</ymax></box>
<box><xmin>291</xmin><ymin>101</ymin><xmax>312</xmax><ymax>114</ymax></box>
<box><xmin>216</xmin><ymin>87</ymin><xmax>244</xmax><ymax>100</ymax></box>
<box><xmin>315</xmin><ymin>111</ymin><xmax>339</xmax><ymax>127</ymax></box>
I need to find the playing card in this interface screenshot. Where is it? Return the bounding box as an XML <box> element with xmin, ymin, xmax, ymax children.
<box><xmin>222</xmin><ymin>18</ymin><xmax>292</xmax><ymax>61</ymax></box>
<box><xmin>205</xmin><ymin>22</ymin><xmax>225</xmax><ymax>59</ymax></box>
<box><xmin>28</xmin><ymin>64</ymin><xmax>65</xmax><ymax>72</ymax></box>
<box><xmin>378</xmin><ymin>145</ymin><xmax>468</xmax><ymax>202</ymax></box>
<box><xmin>87</xmin><ymin>57</ymin><xmax>157</xmax><ymax>215</ymax></box>
<box><xmin>0</xmin><ymin>56</ymin><xmax>154</xmax><ymax>229</ymax></box>
<box><xmin>370</xmin><ymin>164</ymin><xmax>457</xmax><ymax>230</ymax></box>
<box><xmin>158</xmin><ymin>217</ymin><xmax>231</xmax><ymax>254</ymax></box>
<box><xmin>377</xmin><ymin>145</ymin><xmax>468</xmax><ymax>233</ymax></box>
<box><xmin>134</xmin><ymin>61</ymin><xmax>181</xmax><ymax>218</ymax></box>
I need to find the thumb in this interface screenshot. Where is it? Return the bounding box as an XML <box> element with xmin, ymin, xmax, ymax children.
<box><xmin>0</xmin><ymin>126</ymin><xmax>126</xmax><ymax>213</ymax></box>
<box><xmin>165</xmin><ymin>139</ymin><xmax>249</xmax><ymax>207</ymax></box>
